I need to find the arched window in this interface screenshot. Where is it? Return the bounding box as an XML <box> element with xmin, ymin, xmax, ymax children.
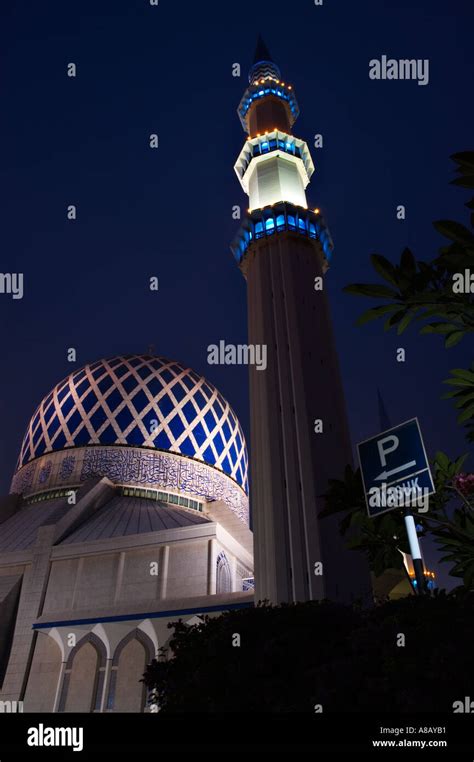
<box><xmin>107</xmin><ymin>629</ymin><xmax>155</xmax><ymax>713</ymax></box>
<box><xmin>58</xmin><ymin>632</ymin><xmax>107</xmax><ymax>713</ymax></box>
<box><xmin>216</xmin><ymin>551</ymin><xmax>232</xmax><ymax>594</ymax></box>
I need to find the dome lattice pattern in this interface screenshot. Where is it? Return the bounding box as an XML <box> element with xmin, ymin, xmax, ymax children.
<box><xmin>18</xmin><ymin>355</ymin><xmax>248</xmax><ymax>493</ymax></box>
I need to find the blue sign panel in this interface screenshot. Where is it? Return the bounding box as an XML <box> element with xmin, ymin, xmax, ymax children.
<box><xmin>357</xmin><ymin>418</ymin><xmax>435</xmax><ymax>518</ymax></box>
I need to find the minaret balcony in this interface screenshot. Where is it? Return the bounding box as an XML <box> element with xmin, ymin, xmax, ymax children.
<box><xmin>237</xmin><ymin>79</ymin><xmax>299</xmax><ymax>133</ymax></box>
<box><xmin>230</xmin><ymin>202</ymin><xmax>334</xmax><ymax>271</ymax></box>
<box><xmin>234</xmin><ymin>130</ymin><xmax>315</xmax><ymax>194</ymax></box>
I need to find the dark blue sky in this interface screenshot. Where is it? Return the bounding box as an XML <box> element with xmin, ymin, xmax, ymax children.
<box><xmin>0</xmin><ymin>0</ymin><xmax>472</xmax><ymax>584</ymax></box>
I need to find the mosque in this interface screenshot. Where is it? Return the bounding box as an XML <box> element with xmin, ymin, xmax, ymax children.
<box><xmin>0</xmin><ymin>39</ymin><xmax>370</xmax><ymax>714</ymax></box>
<box><xmin>0</xmin><ymin>355</ymin><xmax>253</xmax><ymax>712</ymax></box>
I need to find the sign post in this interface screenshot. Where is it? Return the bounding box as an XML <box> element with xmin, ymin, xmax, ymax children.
<box><xmin>404</xmin><ymin>512</ymin><xmax>426</xmax><ymax>594</ymax></box>
<box><xmin>358</xmin><ymin>418</ymin><xmax>435</xmax><ymax>594</ymax></box>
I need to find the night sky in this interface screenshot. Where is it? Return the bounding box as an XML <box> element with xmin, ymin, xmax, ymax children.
<box><xmin>1</xmin><ymin>0</ymin><xmax>472</xmax><ymax>587</ymax></box>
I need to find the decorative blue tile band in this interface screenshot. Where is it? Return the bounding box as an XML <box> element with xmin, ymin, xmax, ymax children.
<box><xmin>230</xmin><ymin>202</ymin><xmax>334</xmax><ymax>267</ymax></box>
<box><xmin>238</xmin><ymin>81</ymin><xmax>299</xmax><ymax>132</ymax></box>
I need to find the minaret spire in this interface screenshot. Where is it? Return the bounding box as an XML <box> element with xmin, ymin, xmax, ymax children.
<box><xmin>253</xmin><ymin>34</ymin><xmax>273</xmax><ymax>64</ymax></box>
<box><xmin>247</xmin><ymin>35</ymin><xmax>282</xmax><ymax>88</ymax></box>
<box><xmin>377</xmin><ymin>388</ymin><xmax>392</xmax><ymax>431</ymax></box>
<box><xmin>230</xmin><ymin>43</ymin><xmax>371</xmax><ymax>606</ymax></box>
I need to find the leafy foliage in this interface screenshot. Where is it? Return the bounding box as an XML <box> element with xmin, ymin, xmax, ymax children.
<box><xmin>430</xmin><ymin>510</ymin><xmax>474</xmax><ymax>590</ymax></box>
<box><xmin>345</xmin><ymin>242</ymin><xmax>474</xmax><ymax>347</ymax></box>
<box><xmin>443</xmin><ymin>364</ymin><xmax>474</xmax><ymax>442</ymax></box>
<box><xmin>427</xmin><ymin>452</ymin><xmax>474</xmax><ymax>589</ymax></box>
<box><xmin>143</xmin><ymin>594</ymin><xmax>474</xmax><ymax>713</ymax></box>
<box><xmin>430</xmin><ymin>450</ymin><xmax>469</xmax><ymax>513</ymax></box>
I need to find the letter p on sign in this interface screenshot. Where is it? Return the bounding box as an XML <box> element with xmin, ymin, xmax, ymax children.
<box><xmin>377</xmin><ymin>434</ymin><xmax>399</xmax><ymax>467</ymax></box>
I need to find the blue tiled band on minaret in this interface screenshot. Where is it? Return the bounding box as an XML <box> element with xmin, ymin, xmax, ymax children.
<box><xmin>231</xmin><ymin>202</ymin><xmax>334</xmax><ymax>267</ymax></box>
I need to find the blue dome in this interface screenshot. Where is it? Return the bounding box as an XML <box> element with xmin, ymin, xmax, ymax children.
<box><xmin>17</xmin><ymin>355</ymin><xmax>248</xmax><ymax>493</ymax></box>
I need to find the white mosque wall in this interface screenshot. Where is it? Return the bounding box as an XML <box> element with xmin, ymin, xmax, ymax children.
<box><xmin>21</xmin><ymin>632</ymin><xmax>62</xmax><ymax>712</ymax></box>
<box><xmin>164</xmin><ymin>540</ymin><xmax>209</xmax><ymax>600</ymax></box>
<box><xmin>0</xmin><ymin>482</ymin><xmax>253</xmax><ymax>711</ymax></box>
<box><xmin>42</xmin><ymin>540</ymin><xmax>224</xmax><ymax>616</ymax></box>
<box><xmin>51</xmin><ymin>545</ymin><xmax>246</xmax><ymax>614</ymax></box>
<box><xmin>21</xmin><ymin>603</ymin><xmax>252</xmax><ymax>713</ymax></box>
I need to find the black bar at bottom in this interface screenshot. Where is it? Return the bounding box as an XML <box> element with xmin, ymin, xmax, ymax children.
<box><xmin>0</xmin><ymin>712</ymin><xmax>473</xmax><ymax>758</ymax></box>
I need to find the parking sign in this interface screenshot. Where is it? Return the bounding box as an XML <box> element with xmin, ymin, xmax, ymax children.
<box><xmin>357</xmin><ymin>418</ymin><xmax>435</xmax><ymax>518</ymax></box>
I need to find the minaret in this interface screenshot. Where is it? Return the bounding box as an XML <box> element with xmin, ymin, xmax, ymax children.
<box><xmin>231</xmin><ymin>38</ymin><xmax>370</xmax><ymax>605</ymax></box>
<box><xmin>377</xmin><ymin>388</ymin><xmax>392</xmax><ymax>431</ymax></box>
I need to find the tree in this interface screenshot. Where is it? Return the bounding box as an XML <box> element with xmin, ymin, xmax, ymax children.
<box><xmin>143</xmin><ymin>594</ymin><xmax>474</xmax><ymax>713</ymax></box>
<box><xmin>443</xmin><ymin>363</ymin><xmax>474</xmax><ymax>443</ymax></box>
